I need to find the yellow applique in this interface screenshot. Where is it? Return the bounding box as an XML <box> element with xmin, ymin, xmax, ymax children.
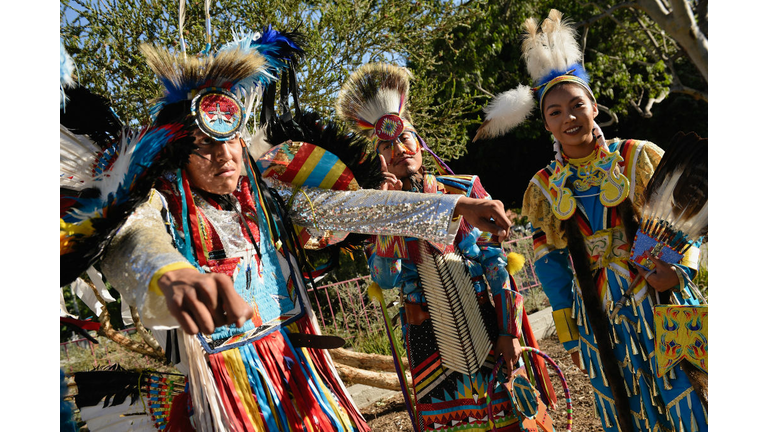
<box><xmin>553</xmin><ymin>308</ymin><xmax>579</xmax><ymax>344</ymax></box>
<box><xmin>584</xmin><ymin>227</ymin><xmax>631</xmax><ymax>270</ymax></box>
<box><xmin>549</xmin><ymin>160</ymin><xmax>576</xmax><ymax>220</ymax></box>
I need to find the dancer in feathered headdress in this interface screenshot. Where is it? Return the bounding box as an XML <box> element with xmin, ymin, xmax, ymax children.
<box><xmin>67</xmin><ymin>5</ymin><xmax>515</xmax><ymax>430</ymax></box>
<box><xmin>337</xmin><ymin>63</ymin><xmax>558</xmax><ymax>432</ymax></box>
<box><xmin>475</xmin><ymin>9</ymin><xmax>708</xmax><ymax>432</ymax></box>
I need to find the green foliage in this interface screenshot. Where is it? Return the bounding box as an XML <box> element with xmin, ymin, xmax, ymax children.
<box><xmin>60</xmin><ymin>0</ymin><xmax>483</xmax><ymax>131</ymax></box>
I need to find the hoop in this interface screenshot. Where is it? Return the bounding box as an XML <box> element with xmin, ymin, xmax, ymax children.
<box><xmin>487</xmin><ymin>347</ymin><xmax>572</xmax><ymax>432</ymax></box>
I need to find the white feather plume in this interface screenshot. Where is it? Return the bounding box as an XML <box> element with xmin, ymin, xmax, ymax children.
<box><xmin>473</xmin><ymin>85</ymin><xmax>534</xmax><ymax>141</ymax></box>
<box><xmin>60</xmin><ymin>41</ymin><xmax>76</xmax><ymax>108</ymax></box>
<box><xmin>545</xmin><ymin>10</ymin><xmax>582</xmax><ymax>74</ymax></box>
<box><xmin>357</xmin><ymin>88</ymin><xmax>404</xmax><ymax>125</ymax></box>
<box><xmin>60</xmin><ymin>125</ymin><xmax>102</xmax><ymax>190</ymax></box>
<box><xmin>524</xmin><ymin>9</ymin><xmax>583</xmax><ymax>83</ymax></box>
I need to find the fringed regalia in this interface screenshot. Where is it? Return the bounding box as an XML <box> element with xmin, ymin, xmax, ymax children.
<box><xmin>368</xmin><ymin>173</ymin><xmax>551</xmax><ymax>432</ymax></box>
<box><xmin>476</xmin><ymin>10</ymin><xmax>708</xmax><ymax>431</ymax></box>
<box><xmin>522</xmin><ymin>138</ymin><xmax>706</xmax><ymax>431</ymax></box>
<box><xmin>336</xmin><ymin>62</ymin><xmax>555</xmax><ymax>432</ymax></box>
<box><xmin>100</xmin><ymin>170</ymin><xmax>466</xmax><ymax>431</ymax></box>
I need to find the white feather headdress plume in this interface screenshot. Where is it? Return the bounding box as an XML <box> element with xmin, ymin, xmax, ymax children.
<box><xmin>335</xmin><ymin>63</ymin><xmax>413</xmax><ymax>138</ymax></box>
<box><xmin>473</xmin><ymin>84</ymin><xmax>535</xmax><ymax>142</ymax></box>
<box><xmin>526</xmin><ymin>9</ymin><xmax>582</xmax><ymax>84</ymax></box>
<box><xmin>474</xmin><ymin>9</ymin><xmax>587</xmax><ymax>141</ymax></box>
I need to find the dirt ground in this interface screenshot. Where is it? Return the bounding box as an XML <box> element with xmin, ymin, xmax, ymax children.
<box><xmin>360</xmin><ymin>334</ymin><xmax>605</xmax><ymax>431</ymax></box>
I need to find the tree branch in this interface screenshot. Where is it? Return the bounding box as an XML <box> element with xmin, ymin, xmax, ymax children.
<box><xmin>577</xmin><ymin>1</ymin><xmax>638</xmax><ymax>27</ymax></box>
<box><xmin>634</xmin><ymin>0</ymin><xmax>708</xmax><ymax>81</ymax></box>
<box><xmin>131</xmin><ymin>305</ymin><xmax>165</xmax><ymax>355</ymax></box>
<box><xmin>597</xmin><ymin>104</ymin><xmax>619</xmax><ymax>127</ymax></box>
<box><xmin>84</xmin><ymin>278</ymin><xmax>166</xmax><ymax>361</ymax></box>
<box><xmin>670</xmin><ymin>83</ymin><xmax>708</xmax><ymax>102</ymax></box>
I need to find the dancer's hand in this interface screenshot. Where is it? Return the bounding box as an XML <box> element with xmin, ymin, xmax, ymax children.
<box><xmin>454</xmin><ymin>197</ymin><xmax>511</xmax><ymax>239</ymax></box>
<box><xmin>636</xmin><ymin>255</ymin><xmax>680</xmax><ymax>292</ymax></box>
<box><xmin>378</xmin><ymin>155</ymin><xmax>403</xmax><ymax>191</ymax></box>
<box><xmin>158</xmin><ymin>268</ymin><xmax>253</xmax><ymax>335</ymax></box>
<box><xmin>495</xmin><ymin>335</ymin><xmax>523</xmax><ymax>382</ymax></box>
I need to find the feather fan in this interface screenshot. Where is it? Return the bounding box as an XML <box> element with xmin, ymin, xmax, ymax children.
<box><xmin>74</xmin><ymin>364</ymin><xmax>186</xmax><ymax>432</ymax></box>
<box><xmin>630</xmin><ymin>132</ymin><xmax>708</xmax><ymax>270</ymax></box>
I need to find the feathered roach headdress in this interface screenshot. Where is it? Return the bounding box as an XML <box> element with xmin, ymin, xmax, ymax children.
<box><xmin>142</xmin><ymin>24</ymin><xmax>302</xmax><ymax>144</ymax></box>
<box><xmin>335</xmin><ymin>62</ymin><xmax>454</xmax><ymax>175</ymax></box>
<box><xmin>59</xmin><ymin>25</ymin><xmax>303</xmax><ymax>287</ymax></box>
<box><xmin>474</xmin><ymin>9</ymin><xmax>595</xmax><ymax>151</ymax></box>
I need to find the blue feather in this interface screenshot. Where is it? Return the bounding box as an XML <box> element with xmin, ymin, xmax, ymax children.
<box><xmin>220</xmin><ymin>25</ymin><xmax>305</xmax><ymax>95</ymax></box>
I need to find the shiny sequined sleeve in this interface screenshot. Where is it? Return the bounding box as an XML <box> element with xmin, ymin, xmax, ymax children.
<box><xmin>264</xmin><ymin>178</ymin><xmax>462</xmax><ymax>245</ymax></box>
<box><xmin>100</xmin><ymin>190</ymin><xmax>192</xmax><ymax>329</ymax></box>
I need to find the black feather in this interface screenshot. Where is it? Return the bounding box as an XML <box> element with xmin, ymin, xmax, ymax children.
<box><xmin>60</xmin><ymin>85</ymin><xmax>124</xmax><ymax>149</ymax></box>
<box><xmin>641</xmin><ymin>131</ymin><xmax>708</xmax><ymax>247</ymax></box>
<box><xmin>646</xmin><ymin>132</ymin><xmax>707</xmax><ymax>218</ymax></box>
<box><xmin>73</xmin><ymin>365</ymin><xmax>142</xmax><ymax>409</ymax></box>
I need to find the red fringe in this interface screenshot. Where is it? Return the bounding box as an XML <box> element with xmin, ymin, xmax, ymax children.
<box><xmin>297</xmin><ymin>317</ymin><xmax>372</xmax><ymax>432</ymax></box>
<box><xmin>254</xmin><ymin>331</ymin><xmax>336</xmax><ymax>431</ymax></box>
<box><xmin>165</xmin><ymin>391</ymin><xmax>195</xmax><ymax>432</ymax></box>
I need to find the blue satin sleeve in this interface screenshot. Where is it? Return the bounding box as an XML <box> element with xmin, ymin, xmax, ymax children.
<box><xmin>534</xmin><ymin>246</ymin><xmax>579</xmax><ymax>352</ymax></box>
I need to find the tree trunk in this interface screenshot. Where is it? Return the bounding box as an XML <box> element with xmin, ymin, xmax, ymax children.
<box><xmin>329</xmin><ymin>348</ymin><xmax>409</xmax><ymax>373</ymax></box>
<box><xmin>635</xmin><ymin>0</ymin><xmax>708</xmax><ymax>82</ymax></box>
<box><xmin>334</xmin><ymin>363</ymin><xmax>410</xmax><ymax>391</ymax></box>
